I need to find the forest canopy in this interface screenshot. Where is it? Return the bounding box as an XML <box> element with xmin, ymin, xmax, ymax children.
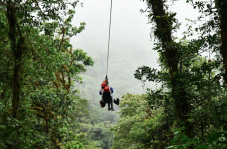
<box><xmin>111</xmin><ymin>0</ymin><xmax>227</xmax><ymax>148</ymax></box>
<box><xmin>0</xmin><ymin>0</ymin><xmax>95</xmax><ymax>148</ymax></box>
<box><xmin>1</xmin><ymin>0</ymin><xmax>227</xmax><ymax>149</ymax></box>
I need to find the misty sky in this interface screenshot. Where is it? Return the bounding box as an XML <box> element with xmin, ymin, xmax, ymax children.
<box><xmin>71</xmin><ymin>0</ymin><xmax>208</xmax><ymax>91</ymax></box>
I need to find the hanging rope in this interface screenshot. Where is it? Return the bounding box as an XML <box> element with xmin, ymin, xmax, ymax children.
<box><xmin>106</xmin><ymin>0</ymin><xmax>112</xmax><ymax>76</ymax></box>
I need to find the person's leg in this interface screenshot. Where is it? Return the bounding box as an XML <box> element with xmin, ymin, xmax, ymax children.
<box><xmin>116</xmin><ymin>98</ymin><xmax>119</xmax><ymax>105</ymax></box>
<box><xmin>108</xmin><ymin>102</ymin><xmax>111</xmax><ymax>110</ymax></box>
<box><xmin>110</xmin><ymin>96</ymin><xmax>114</xmax><ymax>110</ymax></box>
<box><xmin>110</xmin><ymin>102</ymin><xmax>114</xmax><ymax>111</ymax></box>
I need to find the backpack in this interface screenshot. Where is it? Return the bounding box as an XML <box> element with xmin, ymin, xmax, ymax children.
<box><xmin>102</xmin><ymin>91</ymin><xmax>111</xmax><ymax>103</ymax></box>
<box><xmin>99</xmin><ymin>99</ymin><xmax>106</xmax><ymax>108</ymax></box>
<box><xmin>113</xmin><ymin>98</ymin><xmax>120</xmax><ymax>105</ymax></box>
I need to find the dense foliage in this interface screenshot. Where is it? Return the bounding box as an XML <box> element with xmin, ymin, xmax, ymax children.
<box><xmin>111</xmin><ymin>0</ymin><xmax>227</xmax><ymax>149</ymax></box>
<box><xmin>0</xmin><ymin>0</ymin><xmax>97</xmax><ymax>148</ymax></box>
<box><xmin>2</xmin><ymin>0</ymin><xmax>227</xmax><ymax>149</ymax></box>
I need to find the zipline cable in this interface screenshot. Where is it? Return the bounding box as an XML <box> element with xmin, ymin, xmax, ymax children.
<box><xmin>106</xmin><ymin>0</ymin><xmax>112</xmax><ymax>77</ymax></box>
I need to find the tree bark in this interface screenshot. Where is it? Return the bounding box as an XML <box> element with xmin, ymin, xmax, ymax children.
<box><xmin>6</xmin><ymin>2</ymin><xmax>23</xmax><ymax>118</ymax></box>
<box><xmin>147</xmin><ymin>0</ymin><xmax>193</xmax><ymax>137</ymax></box>
<box><xmin>218</xmin><ymin>0</ymin><xmax>227</xmax><ymax>83</ymax></box>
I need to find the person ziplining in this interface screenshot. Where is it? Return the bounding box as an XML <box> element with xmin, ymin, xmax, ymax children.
<box><xmin>99</xmin><ymin>78</ymin><xmax>119</xmax><ymax>111</ymax></box>
<box><xmin>99</xmin><ymin>0</ymin><xmax>120</xmax><ymax>111</ymax></box>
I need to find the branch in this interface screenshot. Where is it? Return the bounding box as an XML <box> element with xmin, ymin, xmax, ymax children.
<box><xmin>29</xmin><ymin>107</ymin><xmax>43</xmax><ymax>111</ymax></box>
<box><xmin>69</xmin><ymin>55</ymin><xmax>74</xmax><ymax>68</ymax></box>
<box><xmin>62</xmin><ymin>34</ymin><xmax>74</xmax><ymax>42</ymax></box>
<box><xmin>35</xmin><ymin>0</ymin><xmax>43</xmax><ymax>14</ymax></box>
<box><xmin>58</xmin><ymin>28</ymin><xmax>65</xmax><ymax>51</ymax></box>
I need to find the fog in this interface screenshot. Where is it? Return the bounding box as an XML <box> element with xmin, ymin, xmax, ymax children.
<box><xmin>68</xmin><ymin>1</ymin><xmax>214</xmax><ymax>147</ymax></box>
<box><xmin>71</xmin><ymin>0</ymin><xmax>207</xmax><ymax>96</ymax></box>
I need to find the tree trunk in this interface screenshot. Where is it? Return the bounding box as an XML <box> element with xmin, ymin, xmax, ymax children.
<box><xmin>6</xmin><ymin>3</ymin><xmax>23</xmax><ymax>118</ymax></box>
<box><xmin>147</xmin><ymin>0</ymin><xmax>193</xmax><ymax>137</ymax></box>
<box><xmin>218</xmin><ymin>0</ymin><xmax>227</xmax><ymax>83</ymax></box>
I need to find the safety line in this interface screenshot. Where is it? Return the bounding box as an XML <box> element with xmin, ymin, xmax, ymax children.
<box><xmin>106</xmin><ymin>0</ymin><xmax>112</xmax><ymax>76</ymax></box>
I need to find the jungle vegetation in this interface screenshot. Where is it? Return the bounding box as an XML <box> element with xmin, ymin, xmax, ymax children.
<box><xmin>1</xmin><ymin>0</ymin><xmax>227</xmax><ymax>149</ymax></box>
<box><xmin>111</xmin><ymin>0</ymin><xmax>227</xmax><ymax>149</ymax></box>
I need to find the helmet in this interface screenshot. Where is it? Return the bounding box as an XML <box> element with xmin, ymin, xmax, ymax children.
<box><xmin>104</xmin><ymin>86</ymin><xmax>110</xmax><ymax>92</ymax></box>
<box><xmin>101</xmin><ymin>82</ymin><xmax>106</xmax><ymax>88</ymax></box>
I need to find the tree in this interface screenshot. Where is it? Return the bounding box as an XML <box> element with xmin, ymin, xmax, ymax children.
<box><xmin>133</xmin><ymin>0</ymin><xmax>227</xmax><ymax>148</ymax></box>
<box><xmin>0</xmin><ymin>1</ymin><xmax>95</xmax><ymax>148</ymax></box>
<box><xmin>111</xmin><ymin>93</ymin><xmax>173</xmax><ymax>149</ymax></box>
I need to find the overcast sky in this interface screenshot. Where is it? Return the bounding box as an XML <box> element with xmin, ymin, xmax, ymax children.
<box><xmin>71</xmin><ymin>0</ymin><xmax>208</xmax><ymax>91</ymax></box>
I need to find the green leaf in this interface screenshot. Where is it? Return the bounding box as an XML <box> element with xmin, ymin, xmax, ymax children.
<box><xmin>208</xmin><ymin>132</ymin><xmax>225</xmax><ymax>143</ymax></box>
<box><xmin>194</xmin><ymin>144</ymin><xmax>209</xmax><ymax>149</ymax></box>
<box><xmin>177</xmin><ymin>145</ymin><xmax>183</xmax><ymax>149</ymax></box>
<box><xmin>166</xmin><ymin>145</ymin><xmax>178</xmax><ymax>149</ymax></box>
<box><xmin>183</xmin><ymin>140</ymin><xmax>194</xmax><ymax>148</ymax></box>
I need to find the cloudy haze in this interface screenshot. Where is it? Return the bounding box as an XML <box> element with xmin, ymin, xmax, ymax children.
<box><xmin>71</xmin><ymin>0</ymin><xmax>207</xmax><ymax>92</ymax></box>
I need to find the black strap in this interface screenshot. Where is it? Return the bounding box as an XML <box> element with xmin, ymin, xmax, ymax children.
<box><xmin>105</xmin><ymin>75</ymin><xmax>108</xmax><ymax>85</ymax></box>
